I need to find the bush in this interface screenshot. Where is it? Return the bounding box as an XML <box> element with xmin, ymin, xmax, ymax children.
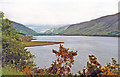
<box><xmin>1</xmin><ymin>12</ymin><xmax>36</xmax><ymax>74</ymax></box>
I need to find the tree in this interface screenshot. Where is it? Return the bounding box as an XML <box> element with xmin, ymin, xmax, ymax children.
<box><xmin>1</xmin><ymin>12</ymin><xmax>36</xmax><ymax>70</ymax></box>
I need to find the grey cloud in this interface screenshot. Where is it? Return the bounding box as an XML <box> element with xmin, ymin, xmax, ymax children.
<box><xmin>0</xmin><ymin>0</ymin><xmax>119</xmax><ymax>25</ymax></box>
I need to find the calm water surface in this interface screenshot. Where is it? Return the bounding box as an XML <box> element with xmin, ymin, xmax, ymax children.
<box><xmin>26</xmin><ymin>36</ymin><xmax>118</xmax><ymax>74</ymax></box>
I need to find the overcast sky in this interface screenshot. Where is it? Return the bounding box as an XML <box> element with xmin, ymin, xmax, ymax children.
<box><xmin>0</xmin><ymin>0</ymin><xmax>119</xmax><ymax>25</ymax></box>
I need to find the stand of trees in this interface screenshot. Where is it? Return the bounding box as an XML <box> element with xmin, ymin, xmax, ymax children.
<box><xmin>1</xmin><ymin>12</ymin><xmax>36</xmax><ymax>74</ymax></box>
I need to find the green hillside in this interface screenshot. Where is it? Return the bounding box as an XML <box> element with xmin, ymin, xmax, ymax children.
<box><xmin>12</xmin><ymin>22</ymin><xmax>37</xmax><ymax>35</ymax></box>
<box><xmin>45</xmin><ymin>13</ymin><xmax>120</xmax><ymax>36</ymax></box>
<box><xmin>45</xmin><ymin>26</ymin><xmax>68</xmax><ymax>34</ymax></box>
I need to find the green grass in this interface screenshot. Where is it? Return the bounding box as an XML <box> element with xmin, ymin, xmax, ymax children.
<box><xmin>2</xmin><ymin>65</ymin><xmax>26</xmax><ymax>75</ymax></box>
<box><xmin>0</xmin><ymin>65</ymin><xmax>2</xmax><ymax>76</ymax></box>
<box><xmin>25</xmin><ymin>41</ymin><xmax>63</xmax><ymax>47</ymax></box>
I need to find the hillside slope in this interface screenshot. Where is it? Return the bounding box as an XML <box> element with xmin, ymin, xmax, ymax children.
<box><xmin>45</xmin><ymin>26</ymin><xmax>69</xmax><ymax>34</ymax></box>
<box><xmin>12</xmin><ymin>22</ymin><xmax>37</xmax><ymax>35</ymax></box>
<box><xmin>45</xmin><ymin>13</ymin><xmax>120</xmax><ymax>36</ymax></box>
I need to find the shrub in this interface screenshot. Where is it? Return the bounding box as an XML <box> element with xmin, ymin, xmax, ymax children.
<box><xmin>48</xmin><ymin>44</ymin><xmax>77</xmax><ymax>75</ymax></box>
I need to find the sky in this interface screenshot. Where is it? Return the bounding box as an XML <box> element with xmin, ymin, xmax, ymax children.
<box><xmin>0</xmin><ymin>0</ymin><xmax>119</xmax><ymax>25</ymax></box>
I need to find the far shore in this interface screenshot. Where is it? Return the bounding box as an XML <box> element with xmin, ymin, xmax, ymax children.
<box><xmin>34</xmin><ymin>34</ymin><xmax>119</xmax><ymax>37</ymax></box>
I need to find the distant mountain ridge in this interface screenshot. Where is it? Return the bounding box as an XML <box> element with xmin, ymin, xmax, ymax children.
<box><xmin>45</xmin><ymin>13</ymin><xmax>120</xmax><ymax>36</ymax></box>
<box><xmin>12</xmin><ymin>22</ymin><xmax>37</xmax><ymax>35</ymax></box>
<box><xmin>25</xmin><ymin>24</ymin><xmax>67</xmax><ymax>33</ymax></box>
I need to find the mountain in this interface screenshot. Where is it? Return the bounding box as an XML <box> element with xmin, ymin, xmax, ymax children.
<box><xmin>25</xmin><ymin>24</ymin><xmax>66</xmax><ymax>33</ymax></box>
<box><xmin>12</xmin><ymin>22</ymin><xmax>37</xmax><ymax>35</ymax></box>
<box><xmin>45</xmin><ymin>13</ymin><xmax>120</xmax><ymax>36</ymax></box>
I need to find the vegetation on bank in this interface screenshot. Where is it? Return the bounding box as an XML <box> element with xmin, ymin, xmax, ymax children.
<box><xmin>1</xmin><ymin>12</ymin><xmax>36</xmax><ymax>75</ymax></box>
<box><xmin>1</xmin><ymin>12</ymin><xmax>120</xmax><ymax>76</ymax></box>
<box><xmin>25</xmin><ymin>41</ymin><xmax>64</xmax><ymax>47</ymax></box>
<box><xmin>21</xmin><ymin>34</ymin><xmax>64</xmax><ymax>47</ymax></box>
<box><xmin>2</xmin><ymin>65</ymin><xmax>26</xmax><ymax>75</ymax></box>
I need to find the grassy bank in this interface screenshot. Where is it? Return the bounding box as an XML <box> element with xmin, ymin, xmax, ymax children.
<box><xmin>25</xmin><ymin>41</ymin><xmax>64</xmax><ymax>47</ymax></box>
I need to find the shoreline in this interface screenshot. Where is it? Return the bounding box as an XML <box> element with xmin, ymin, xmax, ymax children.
<box><xmin>24</xmin><ymin>34</ymin><xmax>118</xmax><ymax>47</ymax></box>
<box><xmin>34</xmin><ymin>34</ymin><xmax>119</xmax><ymax>37</ymax></box>
<box><xmin>25</xmin><ymin>41</ymin><xmax>64</xmax><ymax>47</ymax></box>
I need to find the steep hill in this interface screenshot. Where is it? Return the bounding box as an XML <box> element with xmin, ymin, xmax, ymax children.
<box><xmin>12</xmin><ymin>22</ymin><xmax>37</xmax><ymax>35</ymax></box>
<box><xmin>45</xmin><ymin>13</ymin><xmax>120</xmax><ymax>36</ymax></box>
